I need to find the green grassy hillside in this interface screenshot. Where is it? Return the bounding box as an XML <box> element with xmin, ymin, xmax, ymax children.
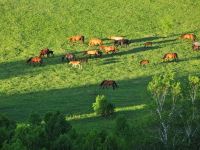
<box><xmin>0</xmin><ymin>0</ymin><xmax>200</xmax><ymax>131</ymax></box>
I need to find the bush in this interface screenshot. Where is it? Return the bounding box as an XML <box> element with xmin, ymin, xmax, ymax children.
<box><xmin>92</xmin><ymin>95</ymin><xmax>115</xmax><ymax>117</ymax></box>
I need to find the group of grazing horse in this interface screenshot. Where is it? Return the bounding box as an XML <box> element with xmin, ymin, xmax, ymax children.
<box><xmin>27</xmin><ymin>48</ymin><xmax>54</xmax><ymax>65</ymax></box>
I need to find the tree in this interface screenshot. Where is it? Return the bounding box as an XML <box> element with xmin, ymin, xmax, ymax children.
<box><xmin>92</xmin><ymin>95</ymin><xmax>115</xmax><ymax>117</ymax></box>
<box><xmin>0</xmin><ymin>114</ymin><xmax>16</xmax><ymax>148</ymax></box>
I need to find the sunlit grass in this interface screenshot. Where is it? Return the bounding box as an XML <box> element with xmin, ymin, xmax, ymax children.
<box><xmin>66</xmin><ymin>104</ymin><xmax>146</xmax><ymax>121</ymax></box>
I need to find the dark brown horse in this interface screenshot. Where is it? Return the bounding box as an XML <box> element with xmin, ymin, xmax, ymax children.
<box><xmin>114</xmin><ymin>39</ymin><xmax>130</xmax><ymax>47</ymax></box>
<box><xmin>27</xmin><ymin>57</ymin><xmax>43</xmax><ymax>66</ymax></box>
<box><xmin>163</xmin><ymin>53</ymin><xmax>178</xmax><ymax>61</ymax></box>
<box><xmin>62</xmin><ymin>53</ymin><xmax>75</xmax><ymax>62</ymax></box>
<box><xmin>68</xmin><ymin>35</ymin><xmax>84</xmax><ymax>43</ymax></box>
<box><xmin>100</xmin><ymin>80</ymin><xmax>118</xmax><ymax>90</ymax></box>
<box><xmin>39</xmin><ymin>48</ymin><xmax>54</xmax><ymax>57</ymax></box>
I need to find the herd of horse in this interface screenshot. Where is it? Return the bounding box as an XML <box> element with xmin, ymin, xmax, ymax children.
<box><xmin>26</xmin><ymin>33</ymin><xmax>199</xmax><ymax>89</ymax></box>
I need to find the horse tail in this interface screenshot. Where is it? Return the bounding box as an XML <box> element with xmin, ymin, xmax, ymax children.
<box><xmin>26</xmin><ymin>57</ymin><xmax>32</xmax><ymax>64</ymax></box>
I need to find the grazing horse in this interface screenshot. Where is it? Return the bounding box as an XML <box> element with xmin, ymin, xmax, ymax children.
<box><xmin>27</xmin><ymin>57</ymin><xmax>43</xmax><ymax>66</ymax></box>
<box><xmin>100</xmin><ymin>80</ymin><xmax>118</xmax><ymax>90</ymax></box>
<box><xmin>83</xmin><ymin>50</ymin><xmax>102</xmax><ymax>57</ymax></box>
<box><xmin>39</xmin><ymin>48</ymin><xmax>54</xmax><ymax>57</ymax></box>
<box><xmin>69</xmin><ymin>61</ymin><xmax>82</xmax><ymax>69</ymax></box>
<box><xmin>114</xmin><ymin>39</ymin><xmax>130</xmax><ymax>47</ymax></box>
<box><xmin>180</xmin><ymin>33</ymin><xmax>196</xmax><ymax>41</ymax></box>
<box><xmin>62</xmin><ymin>53</ymin><xmax>75</xmax><ymax>62</ymax></box>
<box><xmin>144</xmin><ymin>42</ymin><xmax>152</xmax><ymax>47</ymax></box>
<box><xmin>89</xmin><ymin>38</ymin><xmax>103</xmax><ymax>46</ymax></box>
<box><xmin>163</xmin><ymin>53</ymin><xmax>178</xmax><ymax>61</ymax></box>
<box><xmin>192</xmin><ymin>42</ymin><xmax>200</xmax><ymax>50</ymax></box>
<box><xmin>68</xmin><ymin>35</ymin><xmax>84</xmax><ymax>43</ymax></box>
<box><xmin>140</xmin><ymin>60</ymin><xmax>150</xmax><ymax>66</ymax></box>
<box><xmin>99</xmin><ymin>45</ymin><xmax>117</xmax><ymax>54</ymax></box>
<box><xmin>108</xmin><ymin>36</ymin><xmax>124</xmax><ymax>40</ymax></box>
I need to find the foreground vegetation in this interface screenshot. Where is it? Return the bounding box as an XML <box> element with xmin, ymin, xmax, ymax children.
<box><xmin>1</xmin><ymin>73</ymin><xmax>200</xmax><ymax>149</ymax></box>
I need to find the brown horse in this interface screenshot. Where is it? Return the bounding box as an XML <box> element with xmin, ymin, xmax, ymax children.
<box><xmin>144</xmin><ymin>42</ymin><xmax>152</xmax><ymax>47</ymax></box>
<box><xmin>140</xmin><ymin>60</ymin><xmax>150</xmax><ymax>65</ymax></box>
<box><xmin>192</xmin><ymin>42</ymin><xmax>200</xmax><ymax>50</ymax></box>
<box><xmin>68</xmin><ymin>35</ymin><xmax>84</xmax><ymax>43</ymax></box>
<box><xmin>180</xmin><ymin>33</ymin><xmax>196</xmax><ymax>41</ymax></box>
<box><xmin>100</xmin><ymin>80</ymin><xmax>118</xmax><ymax>90</ymax></box>
<box><xmin>62</xmin><ymin>53</ymin><xmax>75</xmax><ymax>62</ymax></box>
<box><xmin>99</xmin><ymin>45</ymin><xmax>117</xmax><ymax>54</ymax></box>
<box><xmin>83</xmin><ymin>50</ymin><xmax>102</xmax><ymax>57</ymax></box>
<box><xmin>163</xmin><ymin>53</ymin><xmax>178</xmax><ymax>61</ymax></box>
<box><xmin>39</xmin><ymin>48</ymin><xmax>54</xmax><ymax>57</ymax></box>
<box><xmin>27</xmin><ymin>56</ymin><xmax>43</xmax><ymax>66</ymax></box>
<box><xmin>89</xmin><ymin>38</ymin><xmax>103</xmax><ymax>46</ymax></box>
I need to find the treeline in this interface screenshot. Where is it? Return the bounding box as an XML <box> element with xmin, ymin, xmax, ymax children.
<box><xmin>0</xmin><ymin>73</ymin><xmax>200</xmax><ymax>150</ymax></box>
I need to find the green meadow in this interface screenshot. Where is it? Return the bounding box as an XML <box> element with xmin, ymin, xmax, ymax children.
<box><xmin>0</xmin><ymin>0</ymin><xmax>200</xmax><ymax>131</ymax></box>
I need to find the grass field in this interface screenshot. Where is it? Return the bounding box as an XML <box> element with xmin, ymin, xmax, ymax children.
<box><xmin>0</xmin><ymin>0</ymin><xmax>200</xmax><ymax>131</ymax></box>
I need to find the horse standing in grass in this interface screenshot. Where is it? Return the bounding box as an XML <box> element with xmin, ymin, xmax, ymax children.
<box><xmin>39</xmin><ymin>48</ymin><xmax>54</xmax><ymax>57</ymax></box>
<box><xmin>114</xmin><ymin>39</ymin><xmax>130</xmax><ymax>47</ymax></box>
<box><xmin>89</xmin><ymin>38</ymin><xmax>103</xmax><ymax>46</ymax></box>
<box><xmin>108</xmin><ymin>36</ymin><xmax>124</xmax><ymax>40</ymax></box>
<box><xmin>180</xmin><ymin>33</ymin><xmax>196</xmax><ymax>41</ymax></box>
<box><xmin>69</xmin><ymin>61</ymin><xmax>82</xmax><ymax>69</ymax></box>
<box><xmin>100</xmin><ymin>80</ymin><xmax>118</xmax><ymax>90</ymax></box>
<box><xmin>99</xmin><ymin>45</ymin><xmax>117</xmax><ymax>54</ymax></box>
<box><xmin>83</xmin><ymin>50</ymin><xmax>102</xmax><ymax>57</ymax></box>
<box><xmin>68</xmin><ymin>35</ymin><xmax>84</xmax><ymax>43</ymax></box>
<box><xmin>163</xmin><ymin>53</ymin><xmax>178</xmax><ymax>61</ymax></box>
<box><xmin>144</xmin><ymin>42</ymin><xmax>152</xmax><ymax>47</ymax></box>
<box><xmin>192</xmin><ymin>42</ymin><xmax>200</xmax><ymax>50</ymax></box>
<box><xmin>62</xmin><ymin>53</ymin><xmax>75</xmax><ymax>62</ymax></box>
<box><xmin>140</xmin><ymin>60</ymin><xmax>150</xmax><ymax>66</ymax></box>
<box><xmin>27</xmin><ymin>56</ymin><xmax>43</xmax><ymax>66</ymax></box>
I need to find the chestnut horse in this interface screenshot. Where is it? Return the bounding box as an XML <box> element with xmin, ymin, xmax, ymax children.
<box><xmin>83</xmin><ymin>50</ymin><xmax>102</xmax><ymax>57</ymax></box>
<box><xmin>62</xmin><ymin>53</ymin><xmax>75</xmax><ymax>62</ymax></box>
<box><xmin>180</xmin><ymin>33</ymin><xmax>196</xmax><ymax>41</ymax></box>
<box><xmin>100</xmin><ymin>80</ymin><xmax>118</xmax><ymax>90</ymax></box>
<box><xmin>39</xmin><ymin>48</ymin><xmax>54</xmax><ymax>57</ymax></box>
<box><xmin>99</xmin><ymin>45</ymin><xmax>117</xmax><ymax>54</ymax></box>
<box><xmin>163</xmin><ymin>53</ymin><xmax>178</xmax><ymax>61</ymax></box>
<box><xmin>89</xmin><ymin>38</ymin><xmax>103</xmax><ymax>46</ymax></box>
<box><xmin>140</xmin><ymin>60</ymin><xmax>150</xmax><ymax>65</ymax></box>
<box><xmin>69</xmin><ymin>61</ymin><xmax>82</xmax><ymax>69</ymax></box>
<box><xmin>27</xmin><ymin>57</ymin><xmax>43</xmax><ymax>66</ymax></box>
<box><xmin>144</xmin><ymin>42</ymin><xmax>152</xmax><ymax>47</ymax></box>
<box><xmin>68</xmin><ymin>35</ymin><xmax>84</xmax><ymax>43</ymax></box>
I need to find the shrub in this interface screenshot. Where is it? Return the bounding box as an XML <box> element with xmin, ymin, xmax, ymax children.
<box><xmin>92</xmin><ymin>95</ymin><xmax>115</xmax><ymax>117</ymax></box>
